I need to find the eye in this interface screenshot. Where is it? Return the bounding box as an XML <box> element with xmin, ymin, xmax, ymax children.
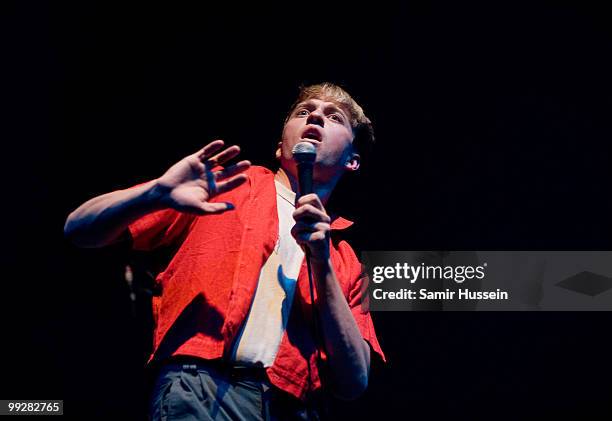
<box><xmin>296</xmin><ymin>109</ymin><xmax>309</xmax><ymax>117</ymax></box>
<box><xmin>329</xmin><ymin>113</ymin><xmax>344</xmax><ymax>123</ymax></box>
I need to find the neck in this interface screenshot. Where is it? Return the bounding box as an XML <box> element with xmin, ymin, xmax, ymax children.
<box><xmin>274</xmin><ymin>167</ymin><xmax>338</xmax><ymax>205</ymax></box>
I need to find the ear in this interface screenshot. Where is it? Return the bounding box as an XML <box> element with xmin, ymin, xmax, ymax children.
<box><xmin>275</xmin><ymin>141</ymin><xmax>282</xmax><ymax>160</ymax></box>
<box><xmin>345</xmin><ymin>152</ymin><xmax>360</xmax><ymax>172</ymax></box>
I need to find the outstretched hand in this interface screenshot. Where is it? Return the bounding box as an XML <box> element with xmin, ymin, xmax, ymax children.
<box><xmin>155</xmin><ymin>139</ymin><xmax>251</xmax><ymax>214</ymax></box>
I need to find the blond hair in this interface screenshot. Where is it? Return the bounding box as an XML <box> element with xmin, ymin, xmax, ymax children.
<box><xmin>286</xmin><ymin>82</ymin><xmax>375</xmax><ymax>154</ymax></box>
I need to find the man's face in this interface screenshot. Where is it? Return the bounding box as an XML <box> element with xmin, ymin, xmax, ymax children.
<box><xmin>277</xmin><ymin>98</ymin><xmax>360</xmax><ymax>182</ymax></box>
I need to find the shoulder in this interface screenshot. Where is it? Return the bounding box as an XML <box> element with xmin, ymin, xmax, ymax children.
<box><xmin>245</xmin><ymin>165</ymin><xmax>275</xmax><ymax>180</ymax></box>
<box><xmin>242</xmin><ymin>165</ymin><xmax>276</xmax><ymax>199</ymax></box>
<box><xmin>333</xmin><ymin>237</ymin><xmax>365</xmax><ymax>283</ymax></box>
<box><xmin>335</xmin><ymin>238</ymin><xmax>360</xmax><ymax>267</ymax></box>
<box><xmin>213</xmin><ymin>165</ymin><xmax>274</xmax><ymax>203</ymax></box>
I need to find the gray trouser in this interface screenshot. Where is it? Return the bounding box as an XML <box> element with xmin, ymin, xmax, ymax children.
<box><xmin>149</xmin><ymin>358</ymin><xmax>321</xmax><ymax>421</ymax></box>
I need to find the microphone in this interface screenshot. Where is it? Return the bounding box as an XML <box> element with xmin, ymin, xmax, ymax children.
<box><xmin>291</xmin><ymin>140</ymin><xmax>326</xmax><ymax>390</ymax></box>
<box><xmin>291</xmin><ymin>141</ymin><xmax>316</xmax><ymax>199</ymax></box>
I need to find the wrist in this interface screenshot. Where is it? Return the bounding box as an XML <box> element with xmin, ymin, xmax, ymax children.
<box><xmin>309</xmin><ymin>255</ymin><xmax>332</xmax><ymax>275</ymax></box>
<box><xmin>306</xmin><ymin>235</ymin><xmax>331</xmax><ymax>264</ymax></box>
<box><xmin>144</xmin><ymin>179</ymin><xmax>171</xmax><ymax>211</ymax></box>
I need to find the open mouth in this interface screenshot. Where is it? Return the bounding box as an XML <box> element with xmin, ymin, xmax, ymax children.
<box><xmin>300</xmin><ymin>126</ymin><xmax>322</xmax><ymax>143</ymax></box>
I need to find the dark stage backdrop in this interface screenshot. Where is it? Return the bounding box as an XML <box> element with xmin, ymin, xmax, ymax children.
<box><xmin>2</xmin><ymin>2</ymin><xmax>612</xmax><ymax>419</ymax></box>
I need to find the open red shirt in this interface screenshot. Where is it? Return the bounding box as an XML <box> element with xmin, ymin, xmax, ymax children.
<box><xmin>128</xmin><ymin>166</ymin><xmax>385</xmax><ymax>400</ymax></box>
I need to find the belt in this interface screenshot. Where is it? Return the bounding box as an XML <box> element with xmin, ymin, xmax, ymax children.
<box><xmin>163</xmin><ymin>356</ymin><xmax>269</xmax><ymax>382</ymax></box>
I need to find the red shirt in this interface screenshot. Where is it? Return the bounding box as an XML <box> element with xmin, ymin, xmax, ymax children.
<box><xmin>128</xmin><ymin>166</ymin><xmax>385</xmax><ymax>400</ymax></box>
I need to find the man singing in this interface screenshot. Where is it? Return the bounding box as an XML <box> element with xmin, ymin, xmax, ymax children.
<box><xmin>64</xmin><ymin>83</ymin><xmax>385</xmax><ymax>420</ymax></box>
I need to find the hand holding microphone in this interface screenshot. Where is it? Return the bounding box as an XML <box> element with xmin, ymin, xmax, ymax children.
<box><xmin>290</xmin><ymin>142</ymin><xmax>332</xmax><ymax>263</ymax></box>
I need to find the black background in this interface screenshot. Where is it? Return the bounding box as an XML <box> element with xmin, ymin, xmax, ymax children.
<box><xmin>2</xmin><ymin>1</ymin><xmax>612</xmax><ymax>419</ymax></box>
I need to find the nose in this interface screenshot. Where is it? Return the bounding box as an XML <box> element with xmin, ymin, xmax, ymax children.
<box><xmin>306</xmin><ymin>108</ymin><xmax>324</xmax><ymax>127</ymax></box>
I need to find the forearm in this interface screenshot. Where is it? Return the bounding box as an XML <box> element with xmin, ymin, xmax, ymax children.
<box><xmin>64</xmin><ymin>179</ymin><xmax>165</xmax><ymax>248</ymax></box>
<box><xmin>311</xmin><ymin>257</ymin><xmax>371</xmax><ymax>400</ymax></box>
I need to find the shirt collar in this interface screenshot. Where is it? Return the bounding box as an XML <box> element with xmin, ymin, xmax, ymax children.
<box><xmin>330</xmin><ymin>216</ymin><xmax>354</xmax><ymax>231</ymax></box>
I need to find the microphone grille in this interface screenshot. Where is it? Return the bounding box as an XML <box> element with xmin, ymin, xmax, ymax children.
<box><xmin>292</xmin><ymin>141</ymin><xmax>316</xmax><ymax>157</ymax></box>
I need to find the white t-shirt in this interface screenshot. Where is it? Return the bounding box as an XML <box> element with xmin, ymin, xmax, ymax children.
<box><xmin>231</xmin><ymin>180</ymin><xmax>305</xmax><ymax>367</ymax></box>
